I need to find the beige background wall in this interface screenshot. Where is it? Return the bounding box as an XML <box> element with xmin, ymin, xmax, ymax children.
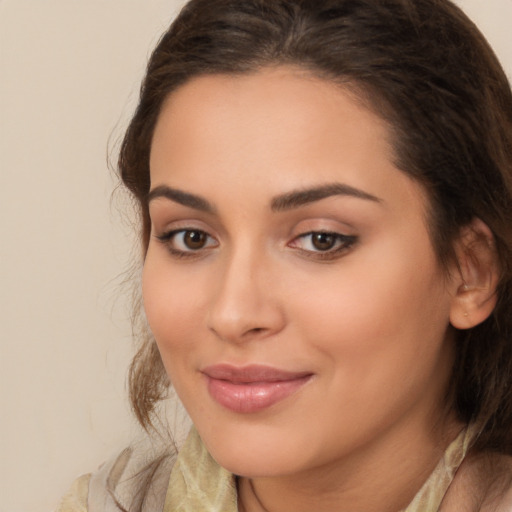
<box><xmin>1</xmin><ymin>1</ymin><xmax>511</xmax><ymax>511</ymax></box>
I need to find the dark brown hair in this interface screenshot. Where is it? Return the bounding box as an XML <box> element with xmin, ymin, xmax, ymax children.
<box><xmin>120</xmin><ymin>0</ymin><xmax>512</xmax><ymax>454</ymax></box>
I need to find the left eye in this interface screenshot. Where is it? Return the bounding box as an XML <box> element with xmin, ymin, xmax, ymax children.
<box><xmin>291</xmin><ymin>231</ymin><xmax>356</xmax><ymax>253</ymax></box>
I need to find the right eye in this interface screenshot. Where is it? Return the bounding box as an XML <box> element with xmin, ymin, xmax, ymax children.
<box><xmin>156</xmin><ymin>229</ymin><xmax>218</xmax><ymax>256</ymax></box>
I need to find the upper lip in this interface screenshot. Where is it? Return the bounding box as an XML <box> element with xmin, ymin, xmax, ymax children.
<box><xmin>201</xmin><ymin>364</ymin><xmax>312</xmax><ymax>383</ymax></box>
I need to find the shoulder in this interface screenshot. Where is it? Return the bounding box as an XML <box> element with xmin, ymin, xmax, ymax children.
<box><xmin>56</xmin><ymin>436</ymin><xmax>180</xmax><ymax>512</ymax></box>
<box><xmin>483</xmin><ymin>454</ymin><xmax>512</xmax><ymax>512</ymax></box>
<box><xmin>56</xmin><ymin>397</ymin><xmax>192</xmax><ymax>512</ymax></box>
<box><xmin>56</xmin><ymin>474</ymin><xmax>91</xmax><ymax>512</ymax></box>
<box><xmin>441</xmin><ymin>452</ymin><xmax>512</xmax><ymax>511</ymax></box>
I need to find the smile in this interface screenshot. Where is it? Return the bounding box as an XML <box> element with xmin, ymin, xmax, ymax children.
<box><xmin>201</xmin><ymin>364</ymin><xmax>313</xmax><ymax>413</ymax></box>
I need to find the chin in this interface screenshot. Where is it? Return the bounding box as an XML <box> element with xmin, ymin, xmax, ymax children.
<box><xmin>212</xmin><ymin>447</ymin><xmax>300</xmax><ymax>479</ymax></box>
<box><xmin>197</xmin><ymin>420</ymin><xmax>311</xmax><ymax>478</ymax></box>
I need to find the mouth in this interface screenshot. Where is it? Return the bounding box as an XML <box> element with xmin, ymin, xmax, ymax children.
<box><xmin>201</xmin><ymin>364</ymin><xmax>313</xmax><ymax>413</ymax></box>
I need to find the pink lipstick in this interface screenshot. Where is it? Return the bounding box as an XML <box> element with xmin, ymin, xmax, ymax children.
<box><xmin>201</xmin><ymin>364</ymin><xmax>312</xmax><ymax>413</ymax></box>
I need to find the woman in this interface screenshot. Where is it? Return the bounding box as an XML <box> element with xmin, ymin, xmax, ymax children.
<box><xmin>58</xmin><ymin>0</ymin><xmax>512</xmax><ymax>510</ymax></box>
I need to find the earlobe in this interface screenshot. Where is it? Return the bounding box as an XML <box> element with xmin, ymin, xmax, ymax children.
<box><xmin>449</xmin><ymin>218</ymin><xmax>500</xmax><ymax>330</ymax></box>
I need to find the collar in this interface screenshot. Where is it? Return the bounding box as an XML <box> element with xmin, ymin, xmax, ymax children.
<box><xmin>164</xmin><ymin>427</ymin><xmax>472</xmax><ymax>512</ymax></box>
<box><xmin>164</xmin><ymin>427</ymin><xmax>238</xmax><ymax>511</ymax></box>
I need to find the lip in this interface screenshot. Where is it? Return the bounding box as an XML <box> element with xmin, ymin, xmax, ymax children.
<box><xmin>201</xmin><ymin>364</ymin><xmax>313</xmax><ymax>413</ymax></box>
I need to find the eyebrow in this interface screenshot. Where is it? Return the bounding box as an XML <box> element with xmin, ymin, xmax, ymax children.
<box><xmin>270</xmin><ymin>183</ymin><xmax>382</xmax><ymax>211</ymax></box>
<box><xmin>147</xmin><ymin>185</ymin><xmax>216</xmax><ymax>213</ymax></box>
<box><xmin>147</xmin><ymin>182</ymin><xmax>381</xmax><ymax>213</ymax></box>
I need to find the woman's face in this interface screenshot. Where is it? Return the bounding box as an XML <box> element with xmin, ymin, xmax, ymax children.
<box><xmin>143</xmin><ymin>67</ymin><xmax>459</xmax><ymax>478</ymax></box>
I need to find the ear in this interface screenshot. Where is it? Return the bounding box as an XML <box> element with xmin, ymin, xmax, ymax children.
<box><xmin>450</xmin><ymin>218</ymin><xmax>500</xmax><ymax>330</ymax></box>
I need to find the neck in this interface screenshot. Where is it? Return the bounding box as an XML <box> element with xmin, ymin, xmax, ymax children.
<box><xmin>238</xmin><ymin>414</ymin><xmax>463</xmax><ymax>512</ymax></box>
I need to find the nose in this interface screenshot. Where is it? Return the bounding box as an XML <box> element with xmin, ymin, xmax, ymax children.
<box><xmin>206</xmin><ymin>247</ymin><xmax>286</xmax><ymax>344</ymax></box>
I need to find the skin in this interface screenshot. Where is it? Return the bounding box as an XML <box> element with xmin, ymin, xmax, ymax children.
<box><xmin>143</xmin><ymin>67</ymin><xmax>465</xmax><ymax>512</ymax></box>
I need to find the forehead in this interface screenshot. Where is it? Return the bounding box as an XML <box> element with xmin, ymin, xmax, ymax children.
<box><xmin>149</xmin><ymin>66</ymin><xmax>430</xmax><ymax>225</ymax></box>
<box><xmin>153</xmin><ymin>67</ymin><xmax>389</xmax><ymax>142</ymax></box>
<box><xmin>152</xmin><ymin>68</ymin><xmax>391</xmax><ymax>181</ymax></box>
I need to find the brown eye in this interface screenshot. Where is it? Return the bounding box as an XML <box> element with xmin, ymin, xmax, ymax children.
<box><xmin>311</xmin><ymin>232</ymin><xmax>337</xmax><ymax>251</ymax></box>
<box><xmin>184</xmin><ymin>230</ymin><xmax>207</xmax><ymax>249</ymax></box>
<box><xmin>289</xmin><ymin>231</ymin><xmax>357</xmax><ymax>259</ymax></box>
<box><xmin>156</xmin><ymin>228</ymin><xmax>218</xmax><ymax>255</ymax></box>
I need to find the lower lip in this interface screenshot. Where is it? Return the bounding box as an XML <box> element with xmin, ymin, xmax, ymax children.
<box><xmin>205</xmin><ymin>375</ymin><xmax>312</xmax><ymax>413</ymax></box>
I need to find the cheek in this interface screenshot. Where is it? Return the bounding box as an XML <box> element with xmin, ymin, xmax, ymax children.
<box><xmin>142</xmin><ymin>255</ymin><xmax>201</xmax><ymax>360</ymax></box>
<box><xmin>288</xmin><ymin>235</ymin><xmax>452</xmax><ymax>375</ymax></box>
<box><xmin>288</xmin><ymin>253</ymin><xmax>453</xmax><ymax>442</ymax></box>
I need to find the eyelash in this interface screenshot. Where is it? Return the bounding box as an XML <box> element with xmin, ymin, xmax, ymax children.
<box><xmin>155</xmin><ymin>229</ymin><xmax>357</xmax><ymax>261</ymax></box>
<box><xmin>155</xmin><ymin>229</ymin><xmax>218</xmax><ymax>258</ymax></box>
<box><xmin>289</xmin><ymin>231</ymin><xmax>357</xmax><ymax>260</ymax></box>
